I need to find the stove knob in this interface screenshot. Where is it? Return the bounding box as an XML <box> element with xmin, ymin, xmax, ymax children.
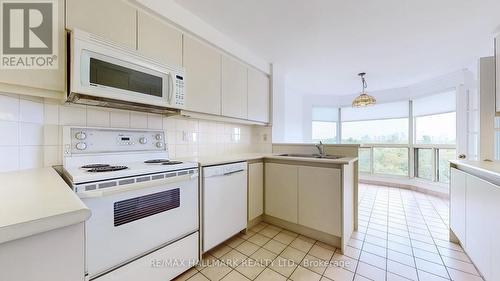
<box><xmin>76</xmin><ymin>142</ymin><xmax>87</xmax><ymax>150</ymax></box>
<box><xmin>139</xmin><ymin>137</ymin><xmax>148</xmax><ymax>144</ymax></box>
<box><xmin>155</xmin><ymin>134</ymin><xmax>163</xmax><ymax>140</ymax></box>
<box><xmin>156</xmin><ymin>142</ymin><xmax>164</xmax><ymax>148</ymax></box>
<box><xmin>75</xmin><ymin>131</ymin><xmax>87</xmax><ymax>140</ymax></box>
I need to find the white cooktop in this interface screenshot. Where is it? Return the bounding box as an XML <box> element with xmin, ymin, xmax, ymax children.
<box><xmin>63</xmin><ymin>161</ymin><xmax>198</xmax><ymax>185</ymax></box>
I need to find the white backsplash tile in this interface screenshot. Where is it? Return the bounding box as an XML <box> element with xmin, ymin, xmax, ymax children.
<box><xmin>109</xmin><ymin>109</ymin><xmax>130</xmax><ymax>128</ymax></box>
<box><xmin>0</xmin><ymin>120</ymin><xmax>19</xmax><ymax>145</ymax></box>
<box><xmin>19</xmin><ymin>99</ymin><xmax>43</xmax><ymax>124</ymax></box>
<box><xmin>43</xmin><ymin>102</ymin><xmax>59</xmax><ymax>125</ymax></box>
<box><xmin>130</xmin><ymin>112</ymin><xmax>148</xmax><ymax>128</ymax></box>
<box><xmin>60</xmin><ymin>104</ymin><xmax>86</xmax><ymax>126</ymax></box>
<box><xmin>0</xmin><ymin>92</ymin><xmax>272</xmax><ymax>172</ymax></box>
<box><xmin>147</xmin><ymin>113</ymin><xmax>163</xmax><ymax>129</ymax></box>
<box><xmin>19</xmin><ymin>122</ymin><xmax>44</xmax><ymax>146</ymax></box>
<box><xmin>0</xmin><ymin>94</ymin><xmax>19</xmax><ymax>121</ymax></box>
<box><xmin>0</xmin><ymin>146</ymin><xmax>19</xmax><ymax>172</ymax></box>
<box><xmin>19</xmin><ymin>146</ymin><xmax>43</xmax><ymax>169</ymax></box>
<box><xmin>87</xmin><ymin>108</ymin><xmax>111</xmax><ymax>127</ymax></box>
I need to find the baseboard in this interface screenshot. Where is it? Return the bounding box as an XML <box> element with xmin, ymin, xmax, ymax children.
<box><xmin>359</xmin><ymin>178</ymin><xmax>449</xmax><ymax>199</ymax></box>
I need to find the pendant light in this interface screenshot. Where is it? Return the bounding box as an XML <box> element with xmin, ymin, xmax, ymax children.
<box><xmin>352</xmin><ymin>72</ymin><xmax>376</xmax><ymax>107</ymax></box>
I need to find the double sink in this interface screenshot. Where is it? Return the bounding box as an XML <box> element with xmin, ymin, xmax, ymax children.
<box><xmin>278</xmin><ymin>153</ymin><xmax>343</xmax><ymax>159</ymax></box>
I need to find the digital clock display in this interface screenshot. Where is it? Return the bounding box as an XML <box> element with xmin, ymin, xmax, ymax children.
<box><xmin>121</xmin><ymin>137</ymin><xmax>130</xmax><ymax>141</ymax></box>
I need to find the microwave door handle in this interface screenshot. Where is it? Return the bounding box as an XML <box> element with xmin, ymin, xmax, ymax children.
<box><xmin>168</xmin><ymin>74</ymin><xmax>174</xmax><ymax>104</ymax></box>
<box><xmin>78</xmin><ymin>173</ymin><xmax>197</xmax><ymax>198</ymax></box>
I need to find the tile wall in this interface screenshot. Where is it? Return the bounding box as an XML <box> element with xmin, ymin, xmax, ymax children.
<box><xmin>0</xmin><ymin>92</ymin><xmax>272</xmax><ymax>172</ymax></box>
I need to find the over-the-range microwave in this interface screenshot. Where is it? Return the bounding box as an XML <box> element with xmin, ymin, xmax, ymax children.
<box><xmin>68</xmin><ymin>29</ymin><xmax>185</xmax><ymax>114</ymax></box>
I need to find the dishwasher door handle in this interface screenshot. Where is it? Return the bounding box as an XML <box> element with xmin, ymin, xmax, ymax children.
<box><xmin>205</xmin><ymin>169</ymin><xmax>246</xmax><ymax>178</ymax></box>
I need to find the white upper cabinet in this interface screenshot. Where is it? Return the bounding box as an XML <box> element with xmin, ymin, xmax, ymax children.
<box><xmin>0</xmin><ymin>0</ymin><xmax>65</xmax><ymax>94</ymax></box>
<box><xmin>183</xmin><ymin>36</ymin><xmax>222</xmax><ymax>115</ymax></box>
<box><xmin>66</xmin><ymin>0</ymin><xmax>136</xmax><ymax>49</ymax></box>
<box><xmin>247</xmin><ymin>68</ymin><xmax>270</xmax><ymax>123</ymax></box>
<box><xmin>137</xmin><ymin>11</ymin><xmax>182</xmax><ymax>67</ymax></box>
<box><xmin>222</xmin><ymin>55</ymin><xmax>248</xmax><ymax>119</ymax></box>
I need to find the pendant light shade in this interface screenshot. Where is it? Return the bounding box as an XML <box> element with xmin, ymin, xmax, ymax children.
<box><xmin>352</xmin><ymin>72</ymin><xmax>376</xmax><ymax>107</ymax></box>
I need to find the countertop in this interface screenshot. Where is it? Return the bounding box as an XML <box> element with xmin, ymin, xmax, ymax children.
<box><xmin>180</xmin><ymin>153</ymin><xmax>358</xmax><ymax>167</ymax></box>
<box><xmin>450</xmin><ymin>159</ymin><xmax>500</xmax><ymax>185</ymax></box>
<box><xmin>0</xmin><ymin>167</ymin><xmax>91</xmax><ymax>244</ymax></box>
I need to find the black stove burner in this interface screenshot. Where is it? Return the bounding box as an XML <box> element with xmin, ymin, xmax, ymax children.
<box><xmin>81</xmin><ymin>164</ymin><xmax>110</xmax><ymax>169</ymax></box>
<box><xmin>144</xmin><ymin>159</ymin><xmax>170</xmax><ymax>164</ymax></box>
<box><xmin>162</xmin><ymin>161</ymin><xmax>183</xmax><ymax>165</ymax></box>
<box><xmin>87</xmin><ymin>166</ymin><xmax>128</xmax><ymax>173</ymax></box>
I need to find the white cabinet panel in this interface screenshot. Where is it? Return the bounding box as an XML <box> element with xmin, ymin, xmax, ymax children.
<box><xmin>298</xmin><ymin>166</ymin><xmax>341</xmax><ymax>236</ymax></box>
<box><xmin>137</xmin><ymin>11</ymin><xmax>182</xmax><ymax>66</ymax></box>
<box><xmin>247</xmin><ymin>68</ymin><xmax>270</xmax><ymax>123</ymax></box>
<box><xmin>66</xmin><ymin>0</ymin><xmax>136</xmax><ymax>49</ymax></box>
<box><xmin>265</xmin><ymin>163</ymin><xmax>298</xmax><ymax>223</ymax></box>
<box><xmin>222</xmin><ymin>55</ymin><xmax>248</xmax><ymax>119</ymax></box>
<box><xmin>248</xmin><ymin>162</ymin><xmax>264</xmax><ymax>221</ymax></box>
<box><xmin>0</xmin><ymin>0</ymin><xmax>65</xmax><ymax>93</ymax></box>
<box><xmin>496</xmin><ymin>36</ymin><xmax>500</xmax><ymax>113</ymax></box>
<box><xmin>450</xmin><ymin>168</ymin><xmax>466</xmax><ymax>245</ymax></box>
<box><xmin>0</xmin><ymin>223</ymin><xmax>84</xmax><ymax>281</ymax></box>
<box><xmin>465</xmin><ymin>174</ymin><xmax>495</xmax><ymax>280</ymax></box>
<box><xmin>183</xmin><ymin>36</ymin><xmax>221</xmax><ymax>115</ymax></box>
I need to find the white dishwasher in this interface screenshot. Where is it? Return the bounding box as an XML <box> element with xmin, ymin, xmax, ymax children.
<box><xmin>203</xmin><ymin>162</ymin><xmax>248</xmax><ymax>252</ymax></box>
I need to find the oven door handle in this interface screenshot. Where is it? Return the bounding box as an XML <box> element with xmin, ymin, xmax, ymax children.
<box><xmin>78</xmin><ymin>174</ymin><xmax>198</xmax><ymax>198</ymax></box>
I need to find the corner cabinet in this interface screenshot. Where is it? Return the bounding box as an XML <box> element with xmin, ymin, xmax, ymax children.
<box><xmin>248</xmin><ymin>68</ymin><xmax>270</xmax><ymax>123</ymax></box>
<box><xmin>137</xmin><ymin>11</ymin><xmax>182</xmax><ymax>66</ymax></box>
<box><xmin>248</xmin><ymin>162</ymin><xmax>264</xmax><ymax>221</ymax></box>
<box><xmin>222</xmin><ymin>55</ymin><xmax>248</xmax><ymax>119</ymax></box>
<box><xmin>183</xmin><ymin>36</ymin><xmax>222</xmax><ymax>115</ymax></box>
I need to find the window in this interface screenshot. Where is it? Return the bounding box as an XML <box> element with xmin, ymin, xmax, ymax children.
<box><xmin>342</xmin><ymin>118</ymin><xmax>408</xmax><ymax>144</ymax></box>
<box><xmin>438</xmin><ymin>149</ymin><xmax>456</xmax><ymax>183</ymax></box>
<box><xmin>413</xmin><ymin>91</ymin><xmax>456</xmax><ymax>145</ymax></box>
<box><xmin>341</xmin><ymin>101</ymin><xmax>409</xmax><ymax>144</ymax></box>
<box><xmin>373</xmin><ymin>147</ymin><xmax>409</xmax><ymax>176</ymax></box>
<box><xmin>416</xmin><ymin>149</ymin><xmax>433</xmax><ymax>180</ymax></box>
<box><xmin>415</xmin><ymin>112</ymin><xmax>456</xmax><ymax>144</ymax></box>
<box><xmin>312</xmin><ymin>107</ymin><xmax>338</xmax><ymax>143</ymax></box>
<box><xmin>358</xmin><ymin>148</ymin><xmax>371</xmax><ymax>173</ymax></box>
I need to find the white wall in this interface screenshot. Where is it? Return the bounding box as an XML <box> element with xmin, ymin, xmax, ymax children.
<box><xmin>278</xmin><ymin>69</ymin><xmax>475</xmax><ymax>143</ymax></box>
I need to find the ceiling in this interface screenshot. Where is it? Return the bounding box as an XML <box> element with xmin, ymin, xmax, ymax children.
<box><xmin>173</xmin><ymin>0</ymin><xmax>500</xmax><ymax>96</ymax></box>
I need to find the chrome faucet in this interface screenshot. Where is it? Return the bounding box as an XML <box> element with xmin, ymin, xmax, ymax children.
<box><xmin>315</xmin><ymin>141</ymin><xmax>325</xmax><ymax>156</ymax></box>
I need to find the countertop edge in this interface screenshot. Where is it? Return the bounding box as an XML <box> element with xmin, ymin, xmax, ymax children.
<box><xmin>0</xmin><ymin>208</ymin><xmax>91</xmax><ymax>244</ymax></box>
<box><xmin>183</xmin><ymin>154</ymin><xmax>359</xmax><ymax>167</ymax></box>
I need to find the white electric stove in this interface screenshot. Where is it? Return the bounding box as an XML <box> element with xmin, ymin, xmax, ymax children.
<box><xmin>62</xmin><ymin>126</ymin><xmax>200</xmax><ymax>281</ymax></box>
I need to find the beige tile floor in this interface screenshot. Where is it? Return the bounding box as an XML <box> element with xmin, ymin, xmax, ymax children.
<box><xmin>175</xmin><ymin>184</ymin><xmax>484</xmax><ymax>281</ymax></box>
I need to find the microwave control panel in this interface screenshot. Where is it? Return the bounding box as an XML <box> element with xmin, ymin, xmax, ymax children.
<box><xmin>174</xmin><ymin>75</ymin><xmax>185</xmax><ymax>108</ymax></box>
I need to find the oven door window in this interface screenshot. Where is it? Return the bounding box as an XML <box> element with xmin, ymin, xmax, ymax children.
<box><xmin>114</xmin><ymin>188</ymin><xmax>180</xmax><ymax>226</ymax></box>
<box><xmin>90</xmin><ymin>58</ymin><xmax>163</xmax><ymax>97</ymax></box>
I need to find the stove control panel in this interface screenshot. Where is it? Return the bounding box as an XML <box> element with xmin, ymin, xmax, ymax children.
<box><xmin>66</xmin><ymin>128</ymin><xmax>167</xmax><ymax>154</ymax></box>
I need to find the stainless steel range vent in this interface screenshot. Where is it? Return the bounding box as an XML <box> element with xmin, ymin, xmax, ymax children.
<box><xmin>114</xmin><ymin>189</ymin><xmax>180</xmax><ymax>226</ymax></box>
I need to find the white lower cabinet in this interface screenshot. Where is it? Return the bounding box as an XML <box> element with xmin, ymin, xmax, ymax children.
<box><xmin>0</xmin><ymin>223</ymin><xmax>85</xmax><ymax>281</ymax></box>
<box><xmin>450</xmin><ymin>167</ymin><xmax>500</xmax><ymax>281</ymax></box>
<box><xmin>248</xmin><ymin>162</ymin><xmax>264</xmax><ymax>221</ymax></box>
<box><xmin>265</xmin><ymin>162</ymin><xmax>342</xmax><ymax>236</ymax></box>
<box><xmin>298</xmin><ymin>166</ymin><xmax>341</xmax><ymax>236</ymax></box>
<box><xmin>265</xmin><ymin>163</ymin><xmax>298</xmax><ymax>223</ymax></box>
<box><xmin>450</xmin><ymin>168</ymin><xmax>466</xmax><ymax>244</ymax></box>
